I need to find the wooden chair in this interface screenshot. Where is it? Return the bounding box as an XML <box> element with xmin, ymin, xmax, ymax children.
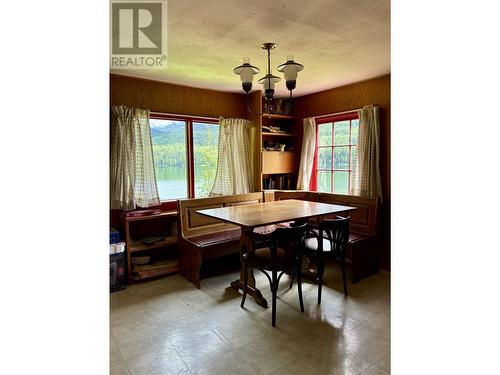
<box><xmin>240</xmin><ymin>222</ymin><xmax>308</xmax><ymax>327</ymax></box>
<box><xmin>303</xmin><ymin>216</ymin><xmax>350</xmax><ymax>302</ymax></box>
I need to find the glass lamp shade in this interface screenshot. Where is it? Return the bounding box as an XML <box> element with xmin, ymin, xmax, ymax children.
<box><xmin>239</xmin><ymin>66</ymin><xmax>255</xmax><ymax>84</ymax></box>
<box><xmin>233</xmin><ymin>59</ymin><xmax>260</xmax><ymax>92</ymax></box>
<box><xmin>258</xmin><ymin>74</ymin><xmax>281</xmax><ymax>90</ymax></box>
<box><xmin>277</xmin><ymin>55</ymin><xmax>304</xmax><ymax>90</ymax></box>
<box><xmin>283</xmin><ymin>65</ymin><xmax>299</xmax><ymax>81</ymax></box>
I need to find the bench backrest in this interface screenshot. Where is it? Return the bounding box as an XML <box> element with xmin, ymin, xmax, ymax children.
<box><xmin>265</xmin><ymin>190</ymin><xmax>377</xmax><ymax>236</ymax></box>
<box><xmin>178</xmin><ymin>192</ymin><xmax>264</xmax><ymax>238</ymax></box>
<box><xmin>272</xmin><ymin>190</ymin><xmax>319</xmax><ymax>202</ymax></box>
<box><xmin>318</xmin><ymin>193</ymin><xmax>378</xmax><ymax>236</ymax></box>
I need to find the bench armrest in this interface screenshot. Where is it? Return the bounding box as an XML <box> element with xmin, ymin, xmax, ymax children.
<box><xmin>180</xmin><ymin>236</ymin><xmax>201</xmax><ymax>247</ymax></box>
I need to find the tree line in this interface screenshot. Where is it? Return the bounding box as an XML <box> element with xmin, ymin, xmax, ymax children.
<box><xmin>152</xmin><ymin>144</ymin><xmax>218</xmax><ymax>167</ymax></box>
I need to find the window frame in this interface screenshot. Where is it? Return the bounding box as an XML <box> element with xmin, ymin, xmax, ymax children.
<box><xmin>149</xmin><ymin>113</ymin><xmax>219</xmax><ymax>206</ymax></box>
<box><xmin>311</xmin><ymin>111</ymin><xmax>359</xmax><ymax>194</ymax></box>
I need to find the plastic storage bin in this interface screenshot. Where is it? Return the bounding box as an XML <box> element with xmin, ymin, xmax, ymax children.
<box><xmin>110</xmin><ymin>251</ymin><xmax>126</xmax><ymax>292</ymax></box>
<box><xmin>110</xmin><ymin>228</ymin><xmax>121</xmax><ymax>244</ymax></box>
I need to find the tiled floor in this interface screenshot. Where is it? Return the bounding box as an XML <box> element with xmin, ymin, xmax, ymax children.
<box><xmin>110</xmin><ymin>263</ymin><xmax>390</xmax><ymax>374</ymax></box>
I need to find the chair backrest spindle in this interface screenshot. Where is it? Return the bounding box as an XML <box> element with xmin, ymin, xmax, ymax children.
<box><xmin>319</xmin><ymin>217</ymin><xmax>350</xmax><ymax>257</ymax></box>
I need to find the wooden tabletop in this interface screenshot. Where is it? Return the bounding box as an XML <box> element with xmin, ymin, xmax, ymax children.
<box><xmin>196</xmin><ymin>199</ymin><xmax>356</xmax><ymax>229</ymax></box>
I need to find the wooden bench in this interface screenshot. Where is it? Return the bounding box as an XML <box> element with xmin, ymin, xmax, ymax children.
<box><xmin>265</xmin><ymin>190</ymin><xmax>379</xmax><ymax>282</ymax></box>
<box><xmin>178</xmin><ymin>192</ymin><xmax>264</xmax><ymax>288</ymax></box>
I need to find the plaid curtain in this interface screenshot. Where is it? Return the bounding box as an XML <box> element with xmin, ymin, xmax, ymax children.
<box><xmin>297</xmin><ymin>117</ymin><xmax>316</xmax><ymax>190</ymax></box>
<box><xmin>210</xmin><ymin>117</ymin><xmax>253</xmax><ymax>195</ymax></box>
<box><xmin>110</xmin><ymin>105</ymin><xmax>160</xmax><ymax>210</ymax></box>
<box><xmin>352</xmin><ymin>105</ymin><xmax>382</xmax><ymax>200</ymax></box>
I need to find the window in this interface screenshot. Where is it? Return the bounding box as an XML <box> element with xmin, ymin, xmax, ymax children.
<box><xmin>193</xmin><ymin>122</ymin><xmax>219</xmax><ymax>197</ymax></box>
<box><xmin>314</xmin><ymin>112</ymin><xmax>359</xmax><ymax>194</ymax></box>
<box><xmin>150</xmin><ymin>119</ymin><xmax>188</xmax><ymax>200</ymax></box>
<box><xmin>150</xmin><ymin>115</ymin><xmax>219</xmax><ymax>200</ymax></box>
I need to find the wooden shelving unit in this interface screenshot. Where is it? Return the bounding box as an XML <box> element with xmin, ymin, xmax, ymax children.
<box><xmin>128</xmin><ymin>236</ymin><xmax>178</xmax><ymax>253</ymax></box>
<box><xmin>132</xmin><ymin>259</ymin><xmax>179</xmax><ymax>281</ymax></box>
<box><xmin>260</xmin><ymin>108</ymin><xmax>298</xmax><ymax>190</ymax></box>
<box><xmin>122</xmin><ymin>210</ymin><xmax>179</xmax><ymax>283</ymax></box>
<box><xmin>245</xmin><ymin>92</ymin><xmax>300</xmax><ymax>192</ymax></box>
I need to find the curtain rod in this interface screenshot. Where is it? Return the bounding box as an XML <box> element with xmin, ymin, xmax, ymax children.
<box><xmin>149</xmin><ymin>111</ymin><xmax>217</xmax><ymax>121</ymax></box>
<box><xmin>313</xmin><ymin>105</ymin><xmax>379</xmax><ymax>119</ymax></box>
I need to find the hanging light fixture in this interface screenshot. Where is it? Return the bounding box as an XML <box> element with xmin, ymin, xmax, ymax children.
<box><xmin>233</xmin><ymin>42</ymin><xmax>304</xmax><ymax>115</ymax></box>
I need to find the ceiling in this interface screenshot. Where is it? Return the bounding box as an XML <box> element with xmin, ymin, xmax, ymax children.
<box><xmin>111</xmin><ymin>0</ymin><xmax>390</xmax><ymax>97</ymax></box>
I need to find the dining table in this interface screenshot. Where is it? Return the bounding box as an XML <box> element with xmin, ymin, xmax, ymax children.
<box><xmin>196</xmin><ymin>199</ymin><xmax>356</xmax><ymax>308</ymax></box>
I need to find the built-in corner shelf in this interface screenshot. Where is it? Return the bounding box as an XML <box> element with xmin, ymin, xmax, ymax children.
<box><xmin>260</xmin><ymin>109</ymin><xmax>299</xmax><ymax>188</ymax></box>
<box><xmin>244</xmin><ymin>91</ymin><xmax>300</xmax><ymax>192</ymax></box>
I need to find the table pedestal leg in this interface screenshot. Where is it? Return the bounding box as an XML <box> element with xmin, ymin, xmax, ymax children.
<box><xmin>230</xmin><ymin>227</ymin><xmax>268</xmax><ymax>308</ymax></box>
<box><xmin>230</xmin><ymin>280</ymin><xmax>268</xmax><ymax>308</ymax></box>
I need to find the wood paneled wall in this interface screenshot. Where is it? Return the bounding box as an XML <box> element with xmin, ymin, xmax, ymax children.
<box><xmin>293</xmin><ymin>75</ymin><xmax>391</xmax><ymax>270</ymax></box>
<box><xmin>110</xmin><ymin>74</ymin><xmax>247</xmax><ymax>118</ymax></box>
<box><xmin>246</xmin><ymin>91</ymin><xmax>263</xmax><ymax>192</ymax></box>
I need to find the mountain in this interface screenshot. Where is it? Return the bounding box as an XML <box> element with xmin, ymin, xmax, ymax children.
<box><xmin>150</xmin><ymin>127</ymin><xmax>167</xmax><ymax>137</ymax></box>
<box><xmin>150</xmin><ymin>122</ymin><xmax>219</xmax><ymax>146</ymax></box>
<box><xmin>150</xmin><ymin>122</ymin><xmax>185</xmax><ymax>144</ymax></box>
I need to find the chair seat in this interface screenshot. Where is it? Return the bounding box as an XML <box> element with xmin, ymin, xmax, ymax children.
<box><xmin>305</xmin><ymin>236</ymin><xmax>356</xmax><ymax>257</ymax></box>
<box><xmin>305</xmin><ymin>236</ymin><xmax>326</xmax><ymax>252</ymax></box>
<box><xmin>253</xmin><ymin>222</ymin><xmax>293</xmax><ymax>235</ymax></box>
<box><xmin>243</xmin><ymin>246</ymin><xmax>289</xmax><ymax>269</ymax></box>
<box><xmin>309</xmin><ymin>229</ymin><xmax>369</xmax><ymax>245</ymax></box>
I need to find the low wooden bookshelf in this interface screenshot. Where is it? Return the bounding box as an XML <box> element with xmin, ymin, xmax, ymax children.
<box><xmin>122</xmin><ymin>210</ymin><xmax>179</xmax><ymax>283</ymax></box>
